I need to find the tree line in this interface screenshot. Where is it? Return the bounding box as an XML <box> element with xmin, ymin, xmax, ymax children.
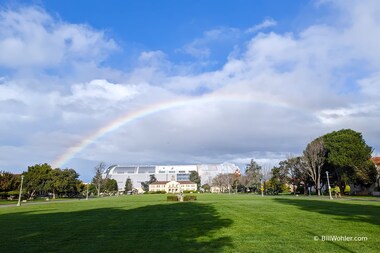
<box><xmin>211</xmin><ymin>129</ymin><xmax>379</xmax><ymax>195</ymax></box>
<box><xmin>1</xmin><ymin>162</ymin><xmax>204</xmax><ymax>199</ymax></box>
<box><xmin>0</xmin><ymin>163</ymin><xmax>83</xmax><ymax>199</ymax></box>
<box><xmin>2</xmin><ymin>128</ymin><xmax>378</xmax><ymax>198</ymax></box>
<box><xmin>0</xmin><ymin>162</ymin><xmax>120</xmax><ymax>200</ymax></box>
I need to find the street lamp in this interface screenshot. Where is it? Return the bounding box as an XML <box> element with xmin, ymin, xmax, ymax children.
<box><xmin>326</xmin><ymin>171</ymin><xmax>333</xmax><ymax>200</ymax></box>
<box><xmin>17</xmin><ymin>175</ymin><xmax>24</xmax><ymax>206</ymax></box>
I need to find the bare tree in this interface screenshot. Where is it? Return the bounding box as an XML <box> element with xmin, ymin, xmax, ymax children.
<box><xmin>221</xmin><ymin>174</ymin><xmax>234</xmax><ymax>194</ymax></box>
<box><xmin>211</xmin><ymin>173</ymin><xmax>236</xmax><ymax>193</ymax></box>
<box><xmin>282</xmin><ymin>154</ymin><xmax>306</xmax><ymax>195</ymax></box>
<box><xmin>261</xmin><ymin>165</ymin><xmax>272</xmax><ymax>196</ymax></box>
<box><xmin>302</xmin><ymin>138</ymin><xmax>326</xmax><ymax>196</ymax></box>
<box><xmin>92</xmin><ymin>162</ymin><xmax>106</xmax><ymax>196</ymax></box>
<box><xmin>375</xmin><ymin>161</ymin><xmax>380</xmax><ymax>190</ymax></box>
<box><xmin>212</xmin><ymin>173</ymin><xmax>226</xmax><ymax>193</ymax></box>
<box><xmin>239</xmin><ymin>175</ymin><xmax>251</xmax><ymax>192</ymax></box>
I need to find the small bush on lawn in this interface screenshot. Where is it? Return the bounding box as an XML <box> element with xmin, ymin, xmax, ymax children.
<box><xmin>167</xmin><ymin>195</ymin><xmax>178</xmax><ymax>201</ymax></box>
<box><xmin>183</xmin><ymin>195</ymin><xmax>197</xmax><ymax>201</ymax></box>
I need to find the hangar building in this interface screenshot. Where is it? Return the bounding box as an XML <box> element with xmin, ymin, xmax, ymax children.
<box><xmin>102</xmin><ymin>163</ymin><xmax>239</xmax><ymax>192</ymax></box>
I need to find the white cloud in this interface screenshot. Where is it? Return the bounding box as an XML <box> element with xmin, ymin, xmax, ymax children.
<box><xmin>0</xmin><ymin>6</ymin><xmax>117</xmax><ymax>69</ymax></box>
<box><xmin>358</xmin><ymin>73</ymin><xmax>380</xmax><ymax>98</ymax></box>
<box><xmin>62</xmin><ymin>79</ymin><xmax>138</xmax><ymax>110</ymax></box>
<box><xmin>246</xmin><ymin>17</ymin><xmax>277</xmax><ymax>33</ymax></box>
<box><xmin>180</xmin><ymin>28</ymin><xmax>240</xmax><ymax>59</ymax></box>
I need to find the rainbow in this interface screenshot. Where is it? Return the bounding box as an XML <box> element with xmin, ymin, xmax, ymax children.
<box><xmin>51</xmin><ymin>92</ymin><xmax>293</xmax><ymax>168</ymax></box>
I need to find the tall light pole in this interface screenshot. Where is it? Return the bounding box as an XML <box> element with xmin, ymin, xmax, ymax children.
<box><xmin>326</xmin><ymin>171</ymin><xmax>333</xmax><ymax>200</ymax></box>
<box><xmin>86</xmin><ymin>183</ymin><xmax>89</xmax><ymax>200</ymax></box>
<box><xmin>17</xmin><ymin>175</ymin><xmax>24</xmax><ymax>206</ymax></box>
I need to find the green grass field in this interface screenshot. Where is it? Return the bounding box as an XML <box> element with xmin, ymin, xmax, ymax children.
<box><xmin>0</xmin><ymin>194</ymin><xmax>379</xmax><ymax>253</ymax></box>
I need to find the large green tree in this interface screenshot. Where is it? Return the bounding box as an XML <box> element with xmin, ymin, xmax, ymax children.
<box><xmin>24</xmin><ymin>163</ymin><xmax>53</xmax><ymax>199</ymax></box>
<box><xmin>0</xmin><ymin>171</ymin><xmax>20</xmax><ymax>193</ymax></box>
<box><xmin>269</xmin><ymin>166</ymin><xmax>288</xmax><ymax>194</ymax></box>
<box><xmin>189</xmin><ymin>171</ymin><xmax>201</xmax><ymax>190</ymax></box>
<box><xmin>141</xmin><ymin>174</ymin><xmax>157</xmax><ymax>192</ymax></box>
<box><xmin>323</xmin><ymin>129</ymin><xmax>376</xmax><ymax>189</ymax></box>
<box><xmin>124</xmin><ymin>177</ymin><xmax>133</xmax><ymax>193</ymax></box>
<box><xmin>58</xmin><ymin>169</ymin><xmax>81</xmax><ymax>197</ymax></box>
<box><xmin>103</xmin><ymin>178</ymin><xmax>118</xmax><ymax>194</ymax></box>
<box><xmin>245</xmin><ymin>159</ymin><xmax>262</xmax><ymax>192</ymax></box>
<box><xmin>48</xmin><ymin>168</ymin><xmax>62</xmax><ymax>199</ymax></box>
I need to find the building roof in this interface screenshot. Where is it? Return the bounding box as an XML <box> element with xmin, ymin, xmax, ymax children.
<box><xmin>371</xmin><ymin>157</ymin><xmax>380</xmax><ymax>165</ymax></box>
<box><xmin>178</xmin><ymin>181</ymin><xmax>197</xmax><ymax>185</ymax></box>
<box><xmin>150</xmin><ymin>181</ymin><xmax>170</xmax><ymax>185</ymax></box>
<box><xmin>150</xmin><ymin>180</ymin><xmax>196</xmax><ymax>185</ymax></box>
<box><xmin>104</xmin><ymin>163</ymin><xmax>240</xmax><ymax>177</ymax></box>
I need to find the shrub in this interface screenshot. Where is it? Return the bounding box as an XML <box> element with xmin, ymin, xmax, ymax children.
<box><xmin>167</xmin><ymin>195</ymin><xmax>178</xmax><ymax>201</ymax></box>
<box><xmin>344</xmin><ymin>185</ymin><xmax>351</xmax><ymax>195</ymax></box>
<box><xmin>183</xmin><ymin>195</ymin><xmax>197</xmax><ymax>201</ymax></box>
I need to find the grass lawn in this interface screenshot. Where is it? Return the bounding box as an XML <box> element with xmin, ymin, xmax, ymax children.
<box><xmin>0</xmin><ymin>199</ymin><xmax>17</xmax><ymax>205</ymax></box>
<box><xmin>0</xmin><ymin>194</ymin><xmax>379</xmax><ymax>253</ymax></box>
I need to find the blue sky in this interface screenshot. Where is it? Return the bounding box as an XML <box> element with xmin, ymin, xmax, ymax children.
<box><xmin>1</xmin><ymin>0</ymin><xmax>380</xmax><ymax>181</ymax></box>
<box><xmin>41</xmin><ymin>0</ymin><xmax>319</xmax><ymax>71</ymax></box>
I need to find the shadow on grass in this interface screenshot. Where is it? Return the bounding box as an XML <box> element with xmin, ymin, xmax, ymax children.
<box><xmin>274</xmin><ymin>197</ymin><xmax>380</xmax><ymax>226</ymax></box>
<box><xmin>0</xmin><ymin>202</ymin><xmax>233</xmax><ymax>253</ymax></box>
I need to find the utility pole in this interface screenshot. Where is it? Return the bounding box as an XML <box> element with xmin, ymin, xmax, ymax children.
<box><xmin>17</xmin><ymin>175</ymin><xmax>24</xmax><ymax>206</ymax></box>
<box><xmin>326</xmin><ymin>171</ymin><xmax>333</xmax><ymax>200</ymax></box>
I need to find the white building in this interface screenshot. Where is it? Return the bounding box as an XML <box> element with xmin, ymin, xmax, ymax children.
<box><xmin>103</xmin><ymin>162</ymin><xmax>239</xmax><ymax>192</ymax></box>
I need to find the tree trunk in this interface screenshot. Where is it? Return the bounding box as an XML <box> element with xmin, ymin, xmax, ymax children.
<box><xmin>29</xmin><ymin>190</ymin><xmax>36</xmax><ymax>200</ymax></box>
<box><xmin>317</xmin><ymin>187</ymin><xmax>320</xmax><ymax>196</ymax></box>
<box><xmin>316</xmin><ymin>165</ymin><xmax>321</xmax><ymax>196</ymax></box>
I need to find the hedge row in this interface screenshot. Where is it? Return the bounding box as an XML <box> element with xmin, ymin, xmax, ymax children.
<box><xmin>167</xmin><ymin>195</ymin><xmax>178</xmax><ymax>201</ymax></box>
<box><xmin>183</xmin><ymin>195</ymin><xmax>197</xmax><ymax>201</ymax></box>
<box><xmin>166</xmin><ymin>195</ymin><xmax>197</xmax><ymax>201</ymax></box>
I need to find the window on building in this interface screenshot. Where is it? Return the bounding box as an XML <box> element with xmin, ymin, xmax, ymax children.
<box><xmin>138</xmin><ymin>166</ymin><xmax>156</xmax><ymax>174</ymax></box>
<box><xmin>177</xmin><ymin>173</ymin><xmax>190</xmax><ymax>181</ymax></box>
<box><xmin>115</xmin><ymin>166</ymin><xmax>137</xmax><ymax>174</ymax></box>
